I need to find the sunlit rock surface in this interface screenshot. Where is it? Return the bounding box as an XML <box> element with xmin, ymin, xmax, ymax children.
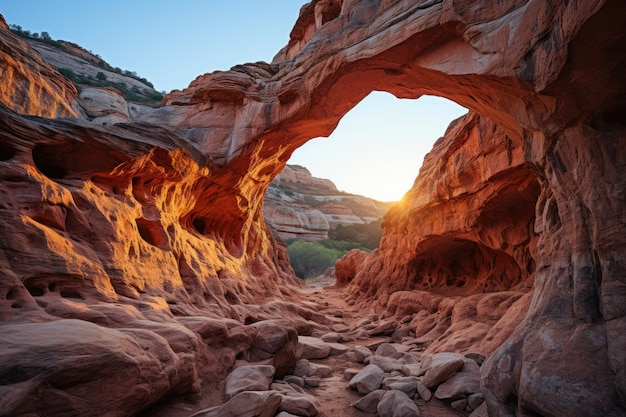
<box><xmin>1</xmin><ymin>0</ymin><xmax>625</xmax><ymax>416</ymax></box>
<box><xmin>0</xmin><ymin>15</ymin><xmax>76</xmax><ymax>118</ymax></box>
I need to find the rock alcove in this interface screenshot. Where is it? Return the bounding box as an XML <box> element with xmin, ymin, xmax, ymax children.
<box><xmin>0</xmin><ymin>1</ymin><xmax>625</xmax><ymax>416</ymax></box>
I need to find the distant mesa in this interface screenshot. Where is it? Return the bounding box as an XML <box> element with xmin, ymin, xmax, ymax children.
<box><xmin>264</xmin><ymin>164</ymin><xmax>393</xmax><ymax>241</ymax></box>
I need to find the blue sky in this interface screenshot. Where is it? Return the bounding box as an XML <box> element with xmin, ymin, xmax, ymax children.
<box><xmin>1</xmin><ymin>2</ymin><xmax>467</xmax><ymax>201</ymax></box>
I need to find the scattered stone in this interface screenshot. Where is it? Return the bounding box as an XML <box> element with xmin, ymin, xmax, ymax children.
<box><xmin>434</xmin><ymin>360</ymin><xmax>481</xmax><ymax>400</ymax></box>
<box><xmin>349</xmin><ymin>364</ymin><xmax>385</xmax><ymax>395</ymax></box>
<box><xmin>344</xmin><ymin>368</ymin><xmax>361</xmax><ymax>380</ymax></box>
<box><xmin>332</xmin><ymin>323</ymin><xmax>350</xmax><ymax>333</ymax></box>
<box><xmin>349</xmin><ymin>346</ymin><xmax>372</xmax><ymax>363</ymax></box>
<box><xmin>421</xmin><ymin>353</ymin><xmax>466</xmax><ymax>388</ymax></box>
<box><xmin>402</xmin><ymin>363</ymin><xmax>423</xmax><ymax>377</ymax></box>
<box><xmin>275</xmin><ymin>412</ymin><xmax>300</xmax><ymax>417</ymax></box>
<box><xmin>366</xmin><ymin>355</ymin><xmax>405</xmax><ymax>373</ymax></box>
<box><xmin>304</xmin><ymin>376</ymin><xmax>321</xmax><ymax>387</ymax></box>
<box><xmin>377</xmin><ymin>390</ymin><xmax>420</xmax><ymax>417</ymax></box>
<box><xmin>352</xmin><ymin>389</ymin><xmax>386</xmax><ymax>413</ymax></box>
<box><xmin>368</xmin><ymin>320</ymin><xmax>398</xmax><ymax>336</ymax></box>
<box><xmin>292</xmin><ymin>359</ymin><xmax>310</xmax><ymax>377</ymax></box>
<box><xmin>320</xmin><ymin>332</ymin><xmax>340</xmax><ymax>343</ymax></box>
<box><xmin>284</xmin><ymin>375</ymin><xmax>304</xmax><ymax>388</ymax></box>
<box><xmin>383</xmin><ymin>376</ymin><xmax>417</xmax><ymax>397</ymax></box>
<box><xmin>391</xmin><ymin>326</ymin><xmax>411</xmax><ymax>341</ymax></box>
<box><xmin>468</xmin><ymin>392</ymin><xmax>484</xmax><ymax>410</ymax></box>
<box><xmin>278</xmin><ymin>392</ymin><xmax>320</xmax><ymax>417</ymax></box>
<box><xmin>451</xmin><ymin>398</ymin><xmax>468</xmax><ymax>412</ymax></box>
<box><xmin>354</xmin><ymin>330</ymin><xmax>372</xmax><ymax>340</ymax></box>
<box><xmin>376</xmin><ymin>343</ymin><xmax>399</xmax><ymax>356</ymax></box>
<box><xmin>271</xmin><ymin>382</ymin><xmax>299</xmax><ymax>393</ymax></box>
<box><xmin>288</xmin><ymin>384</ymin><xmax>306</xmax><ymax>393</ymax></box>
<box><xmin>307</xmin><ymin>362</ymin><xmax>333</xmax><ymax>378</ymax></box>
<box><xmin>391</xmin><ymin>352</ymin><xmax>419</xmax><ymax>365</ymax></box>
<box><xmin>365</xmin><ymin>339</ymin><xmax>390</xmax><ymax>351</ymax></box>
<box><xmin>464</xmin><ymin>352</ymin><xmax>486</xmax><ymax>366</ymax></box>
<box><xmin>298</xmin><ymin>336</ymin><xmax>331</xmax><ymax>359</ymax></box>
<box><xmin>224</xmin><ymin>365</ymin><xmax>275</xmax><ymax>399</ymax></box>
<box><xmin>327</xmin><ymin>342</ymin><xmax>349</xmax><ymax>355</ymax></box>
<box><xmin>416</xmin><ymin>380</ymin><xmax>432</xmax><ymax>401</ymax></box>
<box><xmin>248</xmin><ymin>320</ymin><xmax>299</xmax><ymax>378</ymax></box>
<box><xmin>469</xmin><ymin>401</ymin><xmax>489</xmax><ymax>417</ymax></box>
<box><xmin>191</xmin><ymin>390</ymin><xmax>281</xmax><ymax>417</ymax></box>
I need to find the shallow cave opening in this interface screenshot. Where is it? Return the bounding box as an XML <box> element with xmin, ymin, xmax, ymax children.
<box><xmin>31</xmin><ymin>140</ymin><xmax>127</xmax><ymax>182</ymax></box>
<box><xmin>0</xmin><ymin>142</ymin><xmax>17</xmax><ymax>161</ymax></box>
<box><xmin>408</xmin><ymin>237</ymin><xmax>524</xmax><ymax>296</ymax></box>
<box><xmin>135</xmin><ymin>217</ymin><xmax>170</xmax><ymax>250</ymax></box>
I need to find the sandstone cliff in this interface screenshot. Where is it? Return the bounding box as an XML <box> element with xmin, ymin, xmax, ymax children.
<box><xmin>264</xmin><ymin>164</ymin><xmax>392</xmax><ymax>241</ymax></box>
<box><xmin>6</xmin><ymin>24</ymin><xmax>164</xmax><ymax>125</ymax></box>
<box><xmin>0</xmin><ymin>1</ymin><xmax>624</xmax><ymax>416</ymax></box>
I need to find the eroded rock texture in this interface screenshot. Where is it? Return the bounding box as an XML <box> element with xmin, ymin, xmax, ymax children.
<box><xmin>0</xmin><ymin>1</ymin><xmax>625</xmax><ymax>416</ymax></box>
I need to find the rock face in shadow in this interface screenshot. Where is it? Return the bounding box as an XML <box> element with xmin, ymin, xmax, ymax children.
<box><xmin>0</xmin><ymin>1</ymin><xmax>625</xmax><ymax>416</ymax></box>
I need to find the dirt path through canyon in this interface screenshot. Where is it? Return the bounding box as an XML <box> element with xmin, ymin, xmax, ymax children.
<box><xmin>300</xmin><ymin>277</ymin><xmax>467</xmax><ymax>417</ymax></box>
<box><xmin>145</xmin><ymin>277</ymin><xmax>470</xmax><ymax>417</ymax></box>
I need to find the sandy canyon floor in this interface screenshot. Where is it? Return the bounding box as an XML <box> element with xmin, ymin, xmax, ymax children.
<box><xmin>143</xmin><ymin>275</ymin><xmax>471</xmax><ymax>417</ymax></box>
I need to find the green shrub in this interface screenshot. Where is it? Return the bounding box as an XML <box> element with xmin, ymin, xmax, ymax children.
<box><xmin>329</xmin><ymin>218</ymin><xmax>383</xmax><ymax>250</ymax></box>
<box><xmin>287</xmin><ymin>240</ymin><xmax>342</xmax><ymax>278</ymax></box>
<box><xmin>286</xmin><ymin>239</ymin><xmax>370</xmax><ymax>279</ymax></box>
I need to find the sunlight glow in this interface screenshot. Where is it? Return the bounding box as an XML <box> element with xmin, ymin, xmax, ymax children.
<box><xmin>288</xmin><ymin>93</ymin><xmax>468</xmax><ymax>202</ymax></box>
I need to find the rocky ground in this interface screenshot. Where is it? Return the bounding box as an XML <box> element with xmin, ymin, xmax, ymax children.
<box><xmin>145</xmin><ymin>275</ymin><xmax>485</xmax><ymax>417</ymax></box>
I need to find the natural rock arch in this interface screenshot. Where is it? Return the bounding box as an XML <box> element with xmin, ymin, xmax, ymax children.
<box><xmin>155</xmin><ymin>1</ymin><xmax>625</xmax><ymax>415</ymax></box>
<box><xmin>0</xmin><ymin>1</ymin><xmax>624</xmax><ymax>416</ymax></box>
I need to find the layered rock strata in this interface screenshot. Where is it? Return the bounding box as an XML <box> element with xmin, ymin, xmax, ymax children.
<box><xmin>0</xmin><ymin>0</ymin><xmax>625</xmax><ymax>416</ymax></box>
<box><xmin>264</xmin><ymin>164</ymin><xmax>391</xmax><ymax>241</ymax></box>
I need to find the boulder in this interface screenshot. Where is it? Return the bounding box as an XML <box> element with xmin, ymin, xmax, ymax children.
<box><xmin>377</xmin><ymin>390</ymin><xmax>420</xmax><ymax>417</ymax></box>
<box><xmin>366</xmin><ymin>355</ymin><xmax>405</xmax><ymax>373</ymax></box>
<box><xmin>421</xmin><ymin>353</ymin><xmax>466</xmax><ymax>388</ymax></box>
<box><xmin>434</xmin><ymin>360</ymin><xmax>481</xmax><ymax>400</ymax></box>
<box><xmin>191</xmin><ymin>390</ymin><xmax>281</xmax><ymax>417</ymax></box>
<box><xmin>249</xmin><ymin>320</ymin><xmax>299</xmax><ymax>378</ymax></box>
<box><xmin>224</xmin><ymin>365</ymin><xmax>275</xmax><ymax>399</ymax></box>
<box><xmin>415</xmin><ymin>380</ymin><xmax>432</xmax><ymax>402</ymax></box>
<box><xmin>352</xmin><ymin>389</ymin><xmax>385</xmax><ymax>413</ymax></box>
<box><xmin>278</xmin><ymin>392</ymin><xmax>320</xmax><ymax>417</ymax></box>
<box><xmin>348</xmin><ymin>346</ymin><xmax>372</xmax><ymax>363</ymax></box>
<box><xmin>349</xmin><ymin>364</ymin><xmax>385</xmax><ymax>395</ymax></box>
<box><xmin>298</xmin><ymin>336</ymin><xmax>331</xmax><ymax>360</ymax></box>
<box><xmin>383</xmin><ymin>376</ymin><xmax>418</xmax><ymax>397</ymax></box>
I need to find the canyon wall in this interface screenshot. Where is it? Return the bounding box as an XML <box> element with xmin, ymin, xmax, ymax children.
<box><xmin>0</xmin><ymin>1</ymin><xmax>625</xmax><ymax>416</ymax></box>
<box><xmin>264</xmin><ymin>164</ymin><xmax>391</xmax><ymax>241</ymax></box>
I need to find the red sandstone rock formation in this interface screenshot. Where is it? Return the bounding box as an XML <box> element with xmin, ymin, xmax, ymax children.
<box><xmin>264</xmin><ymin>164</ymin><xmax>390</xmax><ymax>241</ymax></box>
<box><xmin>0</xmin><ymin>0</ymin><xmax>625</xmax><ymax>416</ymax></box>
<box><xmin>334</xmin><ymin>249</ymin><xmax>368</xmax><ymax>287</ymax></box>
<box><xmin>346</xmin><ymin>111</ymin><xmax>539</xmax><ymax>355</ymax></box>
<box><xmin>0</xmin><ymin>16</ymin><xmax>76</xmax><ymax>118</ymax></box>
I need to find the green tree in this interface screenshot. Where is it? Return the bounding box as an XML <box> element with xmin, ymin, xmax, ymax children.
<box><xmin>287</xmin><ymin>240</ymin><xmax>342</xmax><ymax>278</ymax></box>
<box><xmin>96</xmin><ymin>71</ymin><xmax>107</xmax><ymax>81</ymax></box>
<box><xmin>329</xmin><ymin>218</ymin><xmax>383</xmax><ymax>250</ymax></box>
